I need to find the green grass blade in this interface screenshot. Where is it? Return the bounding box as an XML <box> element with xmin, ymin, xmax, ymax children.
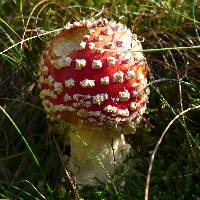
<box><xmin>192</xmin><ymin>0</ymin><xmax>200</xmax><ymax>42</ymax></box>
<box><xmin>0</xmin><ymin>17</ymin><xmax>20</xmax><ymax>39</ymax></box>
<box><xmin>0</xmin><ymin>106</ymin><xmax>52</xmax><ymax>197</ymax></box>
<box><xmin>0</xmin><ymin>106</ymin><xmax>40</xmax><ymax>167</ymax></box>
<box><xmin>20</xmin><ymin>0</ymin><xmax>25</xmax><ymax>26</ymax></box>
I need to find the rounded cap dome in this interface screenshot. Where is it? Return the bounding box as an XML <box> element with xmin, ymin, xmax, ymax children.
<box><xmin>38</xmin><ymin>18</ymin><xmax>149</xmax><ymax>132</ymax></box>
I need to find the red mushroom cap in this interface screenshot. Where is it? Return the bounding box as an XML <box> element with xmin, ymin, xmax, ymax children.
<box><xmin>38</xmin><ymin>18</ymin><xmax>149</xmax><ymax>131</ymax></box>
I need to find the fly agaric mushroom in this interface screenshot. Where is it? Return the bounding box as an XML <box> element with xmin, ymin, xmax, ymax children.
<box><xmin>38</xmin><ymin>18</ymin><xmax>149</xmax><ymax>185</ymax></box>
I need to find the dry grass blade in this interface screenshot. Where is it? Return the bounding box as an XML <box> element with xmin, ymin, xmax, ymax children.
<box><xmin>20</xmin><ymin>0</ymin><xmax>50</xmax><ymax>49</ymax></box>
<box><xmin>145</xmin><ymin>105</ymin><xmax>200</xmax><ymax>200</ymax></box>
<box><xmin>53</xmin><ymin>133</ymin><xmax>80</xmax><ymax>200</ymax></box>
<box><xmin>0</xmin><ymin>0</ymin><xmax>200</xmax><ymax>199</ymax></box>
<box><xmin>14</xmin><ymin>180</ymin><xmax>47</xmax><ymax>200</ymax></box>
<box><xmin>0</xmin><ymin>28</ymin><xmax>62</xmax><ymax>55</ymax></box>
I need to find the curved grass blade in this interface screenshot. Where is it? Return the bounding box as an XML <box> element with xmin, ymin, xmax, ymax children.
<box><xmin>0</xmin><ymin>106</ymin><xmax>52</xmax><ymax>197</ymax></box>
<box><xmin>0</xmin><ymin>18</ymin><xmax>20</xmax><ymax>39</ymax></box>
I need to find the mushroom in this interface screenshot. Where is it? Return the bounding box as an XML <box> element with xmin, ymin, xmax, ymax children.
<box><xmin>38</xmin><ymin>18</ymin><xmax>149</xmax><ymax>185</ymax></box>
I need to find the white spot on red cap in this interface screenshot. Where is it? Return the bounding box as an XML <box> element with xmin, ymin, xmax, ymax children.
<box><xmin>85</xmin><ymin>20</ymin><xmax>94</xmax><ymax>27</ymax></box>
<box><xmin>73</xmin><ymin>94</ymin><xmax>83</xmax><ymax>101</ymax></box>
<box><xmin>105</xmin><ymin>42</ymin><xmax>114</xmax><ymax>49</ymax></box>
<box><xmin>118</xmin><ymin>89</ymin><xmax>130</xmax><ymax>101</ymax></box>
<box><xmin>92</xmin><ymin>60</ymin><xmax>102</xmax><ymax>69</ymax></box>
<box><xmin>130</xmin><ymin>102</ymin><xmax>137</xmax><ymax>111</ymax></box>
<box><xmin>142</xmin><ymin>94</ymin><xmax>149</xmax><ymax>103</ymax></box>
<box><xmin>98</xmin><ymin>18</ymin><xmax>108</xmax><ymax>25</ymax></box>
<box><xmin>74</xmin><ymin>21</ymin><xmax>81</xmax><ymax>26</ymax></box>
<box><xmin>54</xmin><ymin>82</ymin><xmax>63</xmax><ymax>94</ymax></box>
<box><xmin>38</xmin><ymin>75</ymin><xmax>52</xmax><ymax>87</ymax></box>
<box><xmin>138</xmin><ymin>74</ymin><xmax>144</xmax><ymax>81</ymax></box>
<box><xmin>132</xmin><ymin>90</ymin><xmax>138</xmax><ymax>97</ymax></box>
<box><xmin>43</xmin><ymin>101</ymin><xmax>57</xmax><ymax>114</ymax></box>
<box><xmin>95</xmin><ymin>35</ymin><xmax>103</xmax><ymax>41</ymax></box>
<box><xmin>89</xmin><ymin>42</ymin><xmax>95</xmax><ymax>50</ymax></box>
<box><xmin>77</xmin><ymin>109</ymin><xmax>87</xmax><ymax>118</ymax></box>
<box><xmin>100</xmin><ymin>76</ymin><xmax>109</xmax><ymax>85</ymax></box>
<box><xmin>96</xmin><ymin>47</ymin><xmax>104</xmax><ymax>54</ymax></box>
<box><xmin>84</xmin><ymin>95</ymin><xmax>91</xmax><ymax>99</ymax></box>
<box><xmin>55</xmin><ymin>104</ymin><xmax>66</xmax><ymax>112</ymax></box>
<box><xmin>76</xmin><ymin>41</ymin><xmax>86</xmax><ymax>50</ymax></box>
<box><xmin>40</xmin><ymin>89</ymin><xmax>57</xmax><ymax>99</ymax></box>
<box><xmin>40</xmin><ymin>89</ymin><xmax>51</xmax><ymax>99</ymax></box>
<box><xmin>104</xmin><ymin>105</ymin><xmax>116</xmax><ymax>113</ymax></box>
<box><xmin>64</xmin><ymin>93</ymin><xmax>72</xmax><ymax>102</ymax></box>
<box><xmin>53</xmin><ymin>59</ymin><xmax>66</xmax><ymax>69</ymax></box>
<box><xmin>103</xmin><ymin>105</ymin><xmax>129</xmax><ymax>117</ymax></box>
<box><xmin>89</xmin><ymin>29</ymin><xmax>96</xmax><ymax>34</ymax></box>
<box><xmin>64</xmin><ymin>22</ymin><xmax>73</xmax><ymax>30</ymax></box>
<box><xmin>37</xmin><ymin>70</ymin><xmax>42</xmax><ymax>77</ymax></box>
<box><xmin>53</xmin><ymin>56</ymin><xmax>72</xmax><ymax>69</ymax></box>
<box><xmin>80</xmin><ymin>79</ymin><xmax>95</xmax><ymax>88</ymax></box>
<box><xmin>84</xmin><ymin>101</ymin><xmax>92</xmax><ymax>108</ymax></box>
<box><xmin>126</xmin><ymin>71</ymin><xmax>136</xmax><ymax>80</ymax></box>
<box><xmin>50</xmin><ymin>91</ymin><xmax>58</xmax><ymax>99</ymax></box>
<box><xmin>140</xmin><ymin>105</ymin><xmax>147</xmax><ymax>115</ymax></box>
<box><xmin>83</xmin><ymin>35</ymin><xmax>90</xmax><ymax>40</ymax></box>
<box><xmin>135</xmin><ymin>53</ymin><xmax>144</xmax><ymax>62</ymax></box>
<box><xmin>64</xmin><ymin>56</ymin><xmax>73</xmax><ymax>66</ymax></box>
<box><xmin>117</xmin><ymin>108</ymin><xmax>129</xmax><ymax>117</ymax></box>
<box><xmin>104</xmin><ymin>29</ymin><xmax>113</xmax><ymax>35</ymax></box>
<box><xmin>146</xmin><ymin>88</ymin><xmax>150</xmax><ymax>96</ymax></box>
<box><xmin>93</xmin><ymin>93</ymin><xmax>108</xmax><ymax>105</ymax></box>
<box><xmin>132</xmin><ymin>82</ymin><xmax>139</xmax><ymax>88</ymax></box>
<box><xmin>120</xmin><ymin>52</ymin><xmax>132</xmax><ymax>63</ymax></box>
<box><xmin>109</xmin><ymin>20</ymin><xmax>117</xmax><ymax>28</ymax></box>
<box><xmin>38</xmin><ymin>76</ymin><xmax>44</xmax><ymax>85</ymax></box>
<box><xmin>107</xmin><ymin>56</ymin><xmax>116</xmax><ymax>66</ymax></box>
<box><xmin>42</xmin><ymin>66</ymin><xmax>48</xmax><ymax>75</ymax></box>
<box><xmin>132</xmin><ymin>90</ymin><xmax>143</xmax><ymax>97</ymax></box>
<box><xmin>47</xmin><ymin>75</ymin><xmax>54</xmax><ymax>86</ymax></box>
<box><xmin>67</xmin><ymin>106</ymin><xmax>76</xmax><ymax>112</ymax></box>
<box><xmin>116</xmin><ymin>40</ymin><xmax>123</xmax><ymax>47</ymax></box>
<box><xmin>65</xmin><ymin>78</ymin><xmax>75</xmax><ymax>88</ymax></box>
<box><xmin>113</xmin><ymin>71</ymin><xmax>124</xmax><ymax>83</ymax></box>
<box><xmin>42</xmin><ymin>99</ymin><xmax>50</xmax><ymax>110</ymax></box>
<box><xmin>75</xmin><ymin>59</ymin><xmax>86</xmax><ymax>70</ymax></box>
<box><xmin>88</xmin><ymin>118</ymin><xmax>95</xmax><ymax>123</ymax></box>
<box><xmin>73</xmin><ymin>102</ymin><xmax>78</xmax><ymax>108</ymax></box>
<box><xmin>88</xmin><ymin>111</ymin><xmax>101</xmax><ymax>118</ymax></box>
<box><xmin>116</xmin><ymin>23</ymin><xmax>128</xmax><ymax>32</ymax></box>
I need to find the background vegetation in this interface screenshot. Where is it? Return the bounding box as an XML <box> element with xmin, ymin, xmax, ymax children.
<box><xmin>0</xmin><ymin>0</ymin><xmax>200</xmax><ymax>199</ymax></box>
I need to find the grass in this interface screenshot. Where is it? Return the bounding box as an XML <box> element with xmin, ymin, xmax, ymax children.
<box><xmin>0</xmin><ymin>0</ymin><xmax>200</xmax><ymax>199</ymax></box>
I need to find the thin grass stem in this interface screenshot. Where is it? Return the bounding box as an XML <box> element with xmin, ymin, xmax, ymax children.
<box><xmin>0</xmin><ymin>106</ymin><xmax>52</xmax><ymax>197</ymax></box>
<box><xmin>144</xmin><ymin>106</ymin><xmax>200</xmax><ymax>200</ymax></box>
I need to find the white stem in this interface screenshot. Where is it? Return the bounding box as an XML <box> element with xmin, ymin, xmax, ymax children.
<box><xmin>68</xmin><ymin>126</ymin><xmax>130</xmax><ymax>185</ymax></box>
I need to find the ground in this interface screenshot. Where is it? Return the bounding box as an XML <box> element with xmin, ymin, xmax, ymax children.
<box><xmin>0</xmin><ymin>0</ymin><xmax>200</xmax><ymax>199</ymax></box>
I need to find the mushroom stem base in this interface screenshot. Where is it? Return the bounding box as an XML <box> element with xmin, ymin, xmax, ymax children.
<box><xmin>69</xmin><ymin>127</ymin><xmax>130</xmax><ymax>185</ymax></box>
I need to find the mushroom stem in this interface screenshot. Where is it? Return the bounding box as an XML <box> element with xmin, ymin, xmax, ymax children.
<box><xmin>69</xmin><ymin>126</ymin><xmax>130</xmax><ymax>185</ymax></box>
